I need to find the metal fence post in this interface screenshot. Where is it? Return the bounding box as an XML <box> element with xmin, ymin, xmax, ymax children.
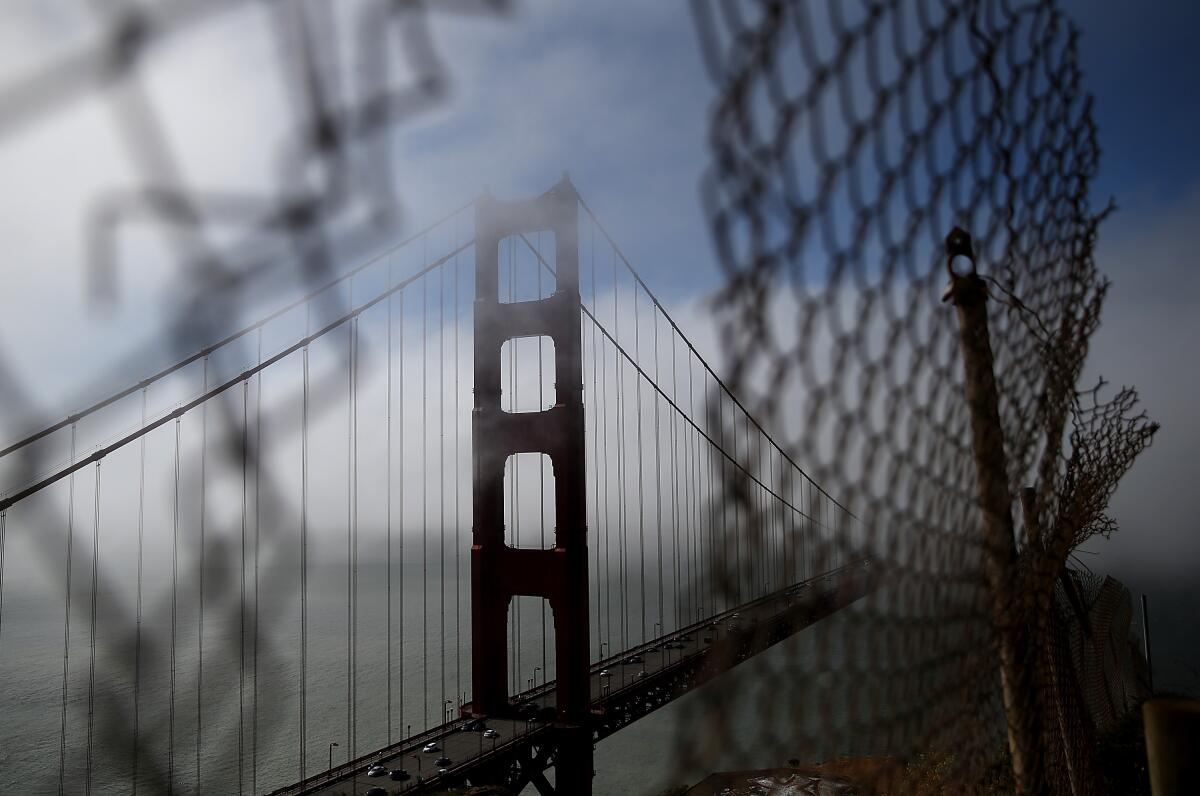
<box><xmin>944</xmin><ymin>228</ymin><xmax>1046</xmax><ymax>793</ymax></box>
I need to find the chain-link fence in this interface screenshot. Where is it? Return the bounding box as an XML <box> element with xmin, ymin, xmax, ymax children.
<box><xmin>0</xmin><ymin>1</ymin><xmax>1161</xmax><ymax>793</ymax></box>
<box><xmin>0</xmin><ymin>2</ymin><xmax>508</xmax><ymax>793</ymax></box>
<box><xmin>687</xmin><ymin>0</ymin><xmax>1156</xmax><ymax>792</ymax></box>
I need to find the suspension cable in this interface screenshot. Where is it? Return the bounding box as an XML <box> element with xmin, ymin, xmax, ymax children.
<box><xmin>0</xmin><ymin>200</ymin><xmax>476</xmax><ymax>462</ymax></box>
<box><xmin>575</xmin><ymin>197</ymin><xmax>854</xmax><ymax>520</ymax></box>
<box><xmin>0</xmin><ymin>240</ymin><xmax>473</xmax><ymax>515</ymax></box>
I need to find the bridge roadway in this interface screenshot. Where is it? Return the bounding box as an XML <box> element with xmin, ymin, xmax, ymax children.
<box><xmin>269</xmin><ymin>559</ymin><xmax>876</xmax><ymax>795</ymax></box>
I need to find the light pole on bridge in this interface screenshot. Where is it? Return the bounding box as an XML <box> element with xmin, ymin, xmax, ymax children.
<box><xmin>328</xmin><ymin>741</ymin><xmax>339</xmax><ymax>772</ymax></box>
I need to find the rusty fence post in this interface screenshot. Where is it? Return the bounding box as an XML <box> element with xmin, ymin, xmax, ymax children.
<box><xmin>944</xmin><ymin>228</ymin><xmax>1046</xmax><ymax>793</ymax></box>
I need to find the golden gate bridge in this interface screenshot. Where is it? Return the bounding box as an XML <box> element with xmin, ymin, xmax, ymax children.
<box><xmin>0</xmin><ymin>175</ymin><xmax>872</xmax><ymax>795</ymax></box>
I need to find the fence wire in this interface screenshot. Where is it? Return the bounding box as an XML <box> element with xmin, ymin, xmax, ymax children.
<box><xmin>688</xmin><ymin>0</ymin><xmax>1156</xmax><ymax>792</ymax></box>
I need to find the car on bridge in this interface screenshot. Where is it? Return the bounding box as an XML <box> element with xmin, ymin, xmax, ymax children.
<box><xmin>422</xmin><ymin>741</ymin><xmax>440</xmax><ymax>753</ymax></box>
<box><xmin>484</xmin><ymin>728</ymin><xmax>500</xmax><ymax>739</ymax></box>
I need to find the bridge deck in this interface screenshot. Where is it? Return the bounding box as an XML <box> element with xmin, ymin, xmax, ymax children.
<box><xmin>269</xmin><ymin>560</ymin><xmax>875</xmax><ymax>795</ymax></box>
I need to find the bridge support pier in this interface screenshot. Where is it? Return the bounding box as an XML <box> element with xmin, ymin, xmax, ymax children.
<box><xmin>471</xmin><ymin>175</ymin><xmax>593</xmax><ymax>793</ymax></box>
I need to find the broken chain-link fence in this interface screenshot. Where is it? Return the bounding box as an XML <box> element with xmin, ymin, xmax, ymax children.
<box><xmin>687</xmin><ymin>0</ymin><xmax>1156</xmax><ymax>791</ymax></box>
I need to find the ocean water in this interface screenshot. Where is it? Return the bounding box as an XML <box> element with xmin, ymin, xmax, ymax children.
<box><xmin>1</xmin><ymin>556</ymin><xmax>810</xmax><ymax>795</ymax></box>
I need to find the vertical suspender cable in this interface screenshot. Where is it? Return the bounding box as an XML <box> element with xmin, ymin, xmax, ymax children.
<box><xmin>132</xmin><ymin>387</ymin><xmax>147</xmax><ymax>793</ymax></box>
<box><xmin>700</xmin><ymin>374</ymin><xmax>710</xmax><ymax>614</ymax></box>
<box><xmin>421</xmin><ymin>254</ymin><xmax>429</xmax><ymax>728</ymax></box>
<box><xmin>197</xmin><ymin>357</ymin><xmax>208</xmax><ymax>789</ymax></box>
<box><xmin>454</xmin><ymin>223</ymin><xmax>462</xmax><ymax>706</ymax></box>
<box><xmin>670</xmin><ymin>333</ymin><xmax>681</xmax><ymax>631</ymax></box>
<box><xmin>611</xmin><ymin>250</ymin><xmax>627</xmax><ymax>653</ymax></box>
<box><xmin>252</xmin><ymin>328</ymin><xmax>262</xmax><ymax>795</ymax></box>
<box><xmin>633</xmin><ymin>285</ymin><xmax>647</xmax><ymax>645</ymax></box>
<box><xmin>58</xmin><ymin>423</ymin><xmax>77</xmax><ymax>796</ymax></box>
<box><xmin>595</xmin><ymin>225</ymin><xmax>612</xmax><ymax>662</ymax></box>
<box><xmin>398</xmin><ymin>288</ymin><xmax>405</xmax><ymax>735</ymax></box>
<box><xmin>169</xmin><ymin>418</ymin><xmax>180</xmax><ymax>793</ymax></box>
<box><xmin>347</xmin><ymin>313</ymin><xmax>358</xmax><ymax>759</ymax></box>
<box><xmin>386</xmin><ymin>258</ymin><xmax>394</xmax><ymax>744</ymax></box>
<box><xmin>300</xmin><ymin>308</ymin><xmax>310</xmax><ymax>779</ymax></box>
<box><xmin>588</xmin><ymin>222</ymin><xmax>605</xmax><ymax>660</ymax></box>
<box><xmin>686</xmin><ymin>353</ymin><xmax>697</xmax><ymax>621</ymax></box>
<box><xmin>239</xmin><ymin>380</ymin><xmax>248</xmax><ymax>794</ymax></box>
<box><xmin>653</xmin><ymin>308</ymin><xmax>664</xmax><ymax>636</ymax></box>
<box><xmin>84</xmin><ymin>461</ymin><xmax>101</xmax><ymax>795</ymax></box>
<box><xmin>0</xmin><ymin>510</ymin><xmax>6</xmax><ymax>649</ymax></box>
<box><xmin>439</xmin><ymin>259</ymin><xmax>447</xmax><ymax>717</ymax></box>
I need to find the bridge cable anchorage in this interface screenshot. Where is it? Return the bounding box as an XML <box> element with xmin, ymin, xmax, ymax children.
<box><xmin>0</xmin><ymin>199</ymin><xmax>476</xmax><ymax>463</ymax></box>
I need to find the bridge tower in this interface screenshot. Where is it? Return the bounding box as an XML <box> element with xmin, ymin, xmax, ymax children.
<box><xmin>471</xmin><ymin>175</ymin><xmax>593</xmax><ymax>791</ymax></box>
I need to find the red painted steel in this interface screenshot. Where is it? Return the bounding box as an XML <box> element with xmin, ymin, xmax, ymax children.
<box><xmin>470</xmin><ymin>175</ymin><xmax>593</xmax><ymax>792</ymax></box>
